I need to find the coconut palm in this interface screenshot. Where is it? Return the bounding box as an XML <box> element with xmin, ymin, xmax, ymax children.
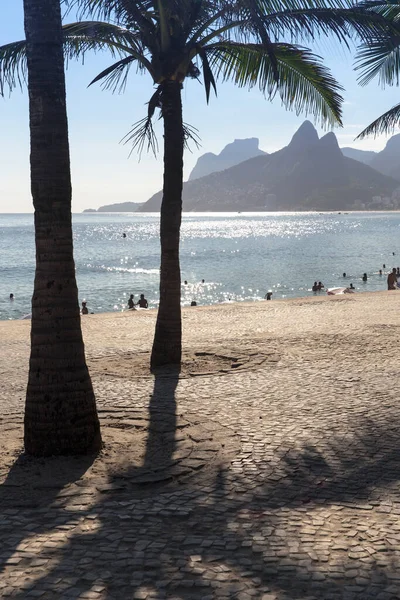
<box><xmin>17</xmin><ymin>0</ymin><xmax>101</xmax><ymax>456</ymax></box>
<box><xmin>355</xmin><ymin>1</ymin><xmax>400</xmax><ymax>138</ymax></box>
<box><xmin>0</xmin><ymin>0</ymin><xmax>391</xmax><ymax>369</ymax></box>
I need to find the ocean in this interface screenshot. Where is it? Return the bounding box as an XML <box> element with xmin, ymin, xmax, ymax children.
<box><xmin>1</xmin><ymin>212</ymin><xmax>399</xmax><ymax>320</ymax></box>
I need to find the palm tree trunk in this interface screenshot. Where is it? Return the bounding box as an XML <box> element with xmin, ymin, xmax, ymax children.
<box><xmin>23</xmin><ymin>0</ymin><xmax>101</xmax><ymax>456</ymax></box>
<box><xmin>150</xmin><ymin>81</ymin><xmax>184</xmax><ymax>370</ymax></box>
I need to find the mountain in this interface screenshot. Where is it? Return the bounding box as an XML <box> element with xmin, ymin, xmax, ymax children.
<box><xmin>140</xmin><ymin>121</ymin><xmax>398</xmax><ymax>212</ymax></box>
<box><xmin>188</xmin><ymin>138</ymin><xmax>266</xmax><ymax>180</ymax></box>
<box><xmin>341</xmin><ymin>147</ymin><xmax>376</xmax><ymax>165</ymax></box>
<box><xmin>83</xmin><ymin>202</ymin><xmax>145</xmax><ymax>213</ymax></box>
<box><xmin>369</xmin><ymin>133</ymin><xmax>400</xmax><ymax>181</ymax></box>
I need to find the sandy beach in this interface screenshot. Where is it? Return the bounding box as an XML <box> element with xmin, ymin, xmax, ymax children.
<box><xmin>1</xmin><ymin>291</ymin><xmax>400</xmax><ymax>599</ymax></box>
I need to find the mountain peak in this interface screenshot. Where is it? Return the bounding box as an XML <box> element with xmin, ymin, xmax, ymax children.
<box><xmin>189</xmin><ymin>137</ymin><xmax>266</xmax><ymax>180</ymax></box>
<box><xmin>288</xmin><ymin>120</ymin><xmax>319</xmax><ymax>151</ymax></box>
<box><xmin>319</xmin><ymin>131</ymin><xmax>340</xmax><ymax>152</ymax></box>
<box><xmin>384</xmin><ymin>132</ymin><xmax>400</xmax><ymax>151</ymax></box>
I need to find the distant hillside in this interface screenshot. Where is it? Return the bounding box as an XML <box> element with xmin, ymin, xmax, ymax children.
<box><xmin>369</xmin><ymin>133</ymin><xmax>400</xmax><ymax>182</ymax></box>
<box><xmin>341</xmin><ymin>147</ymin><xmax>376</xmax><ymax>165</ymax></box>
<box><xmin>189</xmin><ymin>138</ymin><xmax>266</xmax><ymax>180</ymax></box>
<box><xmin>140</xmin><ymin>121</ymin><xmax>398</xmax><ymax>212</ymax></box>
<box><xmin>83</xmin><ymin>202</ymin><xmax>145</xmax><ymax>213</ymax></box>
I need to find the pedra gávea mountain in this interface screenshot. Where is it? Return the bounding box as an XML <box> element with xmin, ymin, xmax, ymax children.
<box><xmin>140</xmin><ymin>121</ymin><xmax>398</xmax><ymax>212</ymax></box>
<box><xmin>188</xmin><ymin>138</ymin><xmax>266</xmax><ymax>180</ymax></box>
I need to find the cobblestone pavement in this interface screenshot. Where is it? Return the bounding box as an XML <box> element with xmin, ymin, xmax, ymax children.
<box><xmin>1</xmin><ymin>296</ymin><xmax>400</xmax><ymax>599</ymax></box>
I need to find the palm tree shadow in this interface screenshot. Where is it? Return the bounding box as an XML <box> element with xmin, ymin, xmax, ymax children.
<box><xmin>4</xmin><ymin>391</ymin><xmax>400</xmax><ymax>599</ymax></box>
<box><xmin>0</xmin><ymin>448</ymin><xmax>97</xmax><ymax>574</ymax></box>
<box><xmin>143</xmin><ymin>365</ymin><xmax>180</xmax><ymax>471</ymax></box>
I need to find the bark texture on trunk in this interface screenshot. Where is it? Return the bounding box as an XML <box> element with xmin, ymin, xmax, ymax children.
<box><xmin>23</xmin><ymin>0</ymin><xmax>101</xmax><ymax>456</ymax></box>
<box><xmin>150</xmin><ymin>81</ymin><xmax>184</xmax><ymax>369</ymax></box>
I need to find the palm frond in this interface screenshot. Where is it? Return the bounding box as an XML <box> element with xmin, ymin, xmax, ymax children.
<box><xmin>356</xmin><ymin>102</ymin><xmax>400</xmax><ymax>138</ymax></box>
<box><xmin>262</xmin><ymin>7</ymin><xmax>394</xmax><ymax>47</ymax></box>
<box><xmin>122</xmin><ymin>86</ymin><xmax>162</xmax><ymax>156</ymax></box>
<box><xmin>62</xmin><ymin>21</ymin><xmax>153</xmax><ymax>74</ymax></box>
<box><xmin>357</xmin><ymin>0</ymin><xmax>400</xmax><ymax>22</ymax></box>
<box><xmin>207</xmin><ymin>41</ymin><xmax>343</xmax><ymax>126</ymax></box>
<box><xmin>0</xmin><ymin>40</ymin><xmax>28</xmax><ymax>92</ymax></box>
<box><xmin>355</xmin><ymin>35</ymin><xmax>400</xmax><ymax>86</ymax></box>
<box><xmin>89</xmin><ymin>56</ymin><xmax>136</xmax><ymax>92</ymax></box>
<box><xmin>197</xmin><ymin>47</ymin><xmax>217</xmax><ymax>102</ymax></box>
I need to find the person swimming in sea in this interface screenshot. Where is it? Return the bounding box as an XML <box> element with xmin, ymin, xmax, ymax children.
<box><xmin>128</xmin><ymin>294</ymin><xmax>135</xmax><ymax>310</ymax></box>
<box><xmin>317</xmin><ymin>281</ymin><xmax>324</xmax><ymax>290</ymax></box>
<box><xmin>137</xmin><ymin>294</ymin><xmax>148</xmax><ymax>308</ymax></box>
<box><xmin>312</xmin><ymin>281</ymin><xmax>318</xmax><ymax>292</ymax></box>
<box><xmin>9</xmin><ymin>293</ymin><xmax>14</xmax><ymax>300</ymax></box>
<box><xmin>362</xmin><ymin>273</ymin><xmax>368</xmax><ymax>282</ymax></box>
<box><xmin>388</xmin><ymin>268</ymin><xmax>397</xmax><ymax>290</ymax></box>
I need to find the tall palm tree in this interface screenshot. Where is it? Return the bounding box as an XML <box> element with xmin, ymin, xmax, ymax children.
<box><xmin>354</xmin><ymin>1</ymin><xmax>400</xmax><ymax>138</ymax></box>
<box><xmin>18</xmin><ymin>0</ymin><xmax>101</xmax><ymax>456</ymax></box>
<box><xmin>1</xmin><ymin>0</ymin><xmax>391</xmax><ymax>369</ymax></box>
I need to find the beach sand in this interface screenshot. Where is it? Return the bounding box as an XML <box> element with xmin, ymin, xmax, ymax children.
<box><xmin>1</xmin><ymin>292</ymin><xmax>400</xmax><ymax>598</ymax></box>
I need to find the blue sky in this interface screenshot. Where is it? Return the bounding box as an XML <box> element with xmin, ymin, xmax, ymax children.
<box><xmin>1</xmin><ymin>0</ymin><xmax>400</xmax><ymax>213</ymax></box>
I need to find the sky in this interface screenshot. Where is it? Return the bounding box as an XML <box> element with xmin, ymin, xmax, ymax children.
<box><xmin>1</xmin><ymin>1</ymin><xmax>400</xmax><ymax>213</ymax></box>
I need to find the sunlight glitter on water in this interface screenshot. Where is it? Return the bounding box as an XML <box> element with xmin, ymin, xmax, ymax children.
<box><xmin>1</xmin><ymin>212</ymin><xmax>399</xmax><ymax>319</ymax></box>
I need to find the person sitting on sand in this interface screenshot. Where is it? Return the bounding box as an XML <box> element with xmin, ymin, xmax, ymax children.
<box><xmin>128</xmin><ymin>294</ymin><xmax>135</xmax><ymax>310</ymax></box>
<box><xmin>81</xmin><ymin>301</ymin><xmax>88</xmax><ymax>315</ymax></box>
<box><xmin>388</xmin><ymin>268</ymin><xmax>397</xmax><ymax>290</ymax></box>
<box><xmin>349</xmin><ymin>283</ymin><xmax>355</xmax><ymax>290</ymax></box>
<box><xmin>191</xmin><ymin>300</ymin><xmax>197</xmax><ymax>306</ymax></box>
<box><xmin>362</xmin><ymin>273</ymin><xmax>368</xmax><ymax>282</ymax></box>
<box><xmin>137</xmin><ymin>294</ymin><xmax>148</xmax><ymax>309</ymax></box>
<box><xmin>312</xmin><ymin>281</ymin><xmax>318</xmax><ymax>292</ymax></box>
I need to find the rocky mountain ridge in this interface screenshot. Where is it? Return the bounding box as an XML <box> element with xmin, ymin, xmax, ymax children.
<box><xmin>140</xmin><ymin>121</ymin><xmax>399</xmax><ymax>212</ymax></box>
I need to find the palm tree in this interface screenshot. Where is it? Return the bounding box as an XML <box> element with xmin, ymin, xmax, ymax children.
<box><xmin>18</xmin><ymin>0</ymin><xmax>101</xmax><ymax>456</ymax></box>
<box><xmin>1</xmin><ymin>0</ymin><xmax>390</xmax><ymax>369</ymax></box>
<box><xmin>354</xmin><ymin>1</ymin><xmax>400</xmax><ymax>138</ymax></box>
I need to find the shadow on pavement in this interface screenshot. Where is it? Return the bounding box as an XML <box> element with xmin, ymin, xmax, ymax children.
<box><xmin>1</xmin><ymin>389</ymin><xmax>400</xmax><ymax>599</ymax></box>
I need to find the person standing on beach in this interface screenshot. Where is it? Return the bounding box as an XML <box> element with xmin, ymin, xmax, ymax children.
<box><xmin>81</xmin><ymin>301</ymin><xmax>88</xmax><ymax>315</ymax></box>
<box><xmin>362</xmin><ymin>273</ymin><xmax>368</xmax><ymax>282</ymax></box>
<box><xmin>388</xmin><ymin>268</ymin><xmax>397</xmax><ymax>290</ymax></box>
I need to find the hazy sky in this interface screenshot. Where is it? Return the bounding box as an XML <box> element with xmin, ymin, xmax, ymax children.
<box><xmin>1</xmin><ymin>0</ymin><xmax>400</xmax><ymax>213</ymax></box>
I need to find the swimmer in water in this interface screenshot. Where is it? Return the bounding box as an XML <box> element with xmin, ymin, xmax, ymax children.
<box><xmin>128</xmin><ymin>294</ymin><xmax>135</xmax><ymax>309</ymax></box>
<box><xmin>9</xmin><ymin>293</ymin><xmax>14</xmax><ymax>300</ymax></box>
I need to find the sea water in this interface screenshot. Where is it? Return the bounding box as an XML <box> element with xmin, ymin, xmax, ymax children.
<box><xmin>1</xmin><ymin>211</ymin><xmax>399</xmax><ymax>320</ymax></box>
